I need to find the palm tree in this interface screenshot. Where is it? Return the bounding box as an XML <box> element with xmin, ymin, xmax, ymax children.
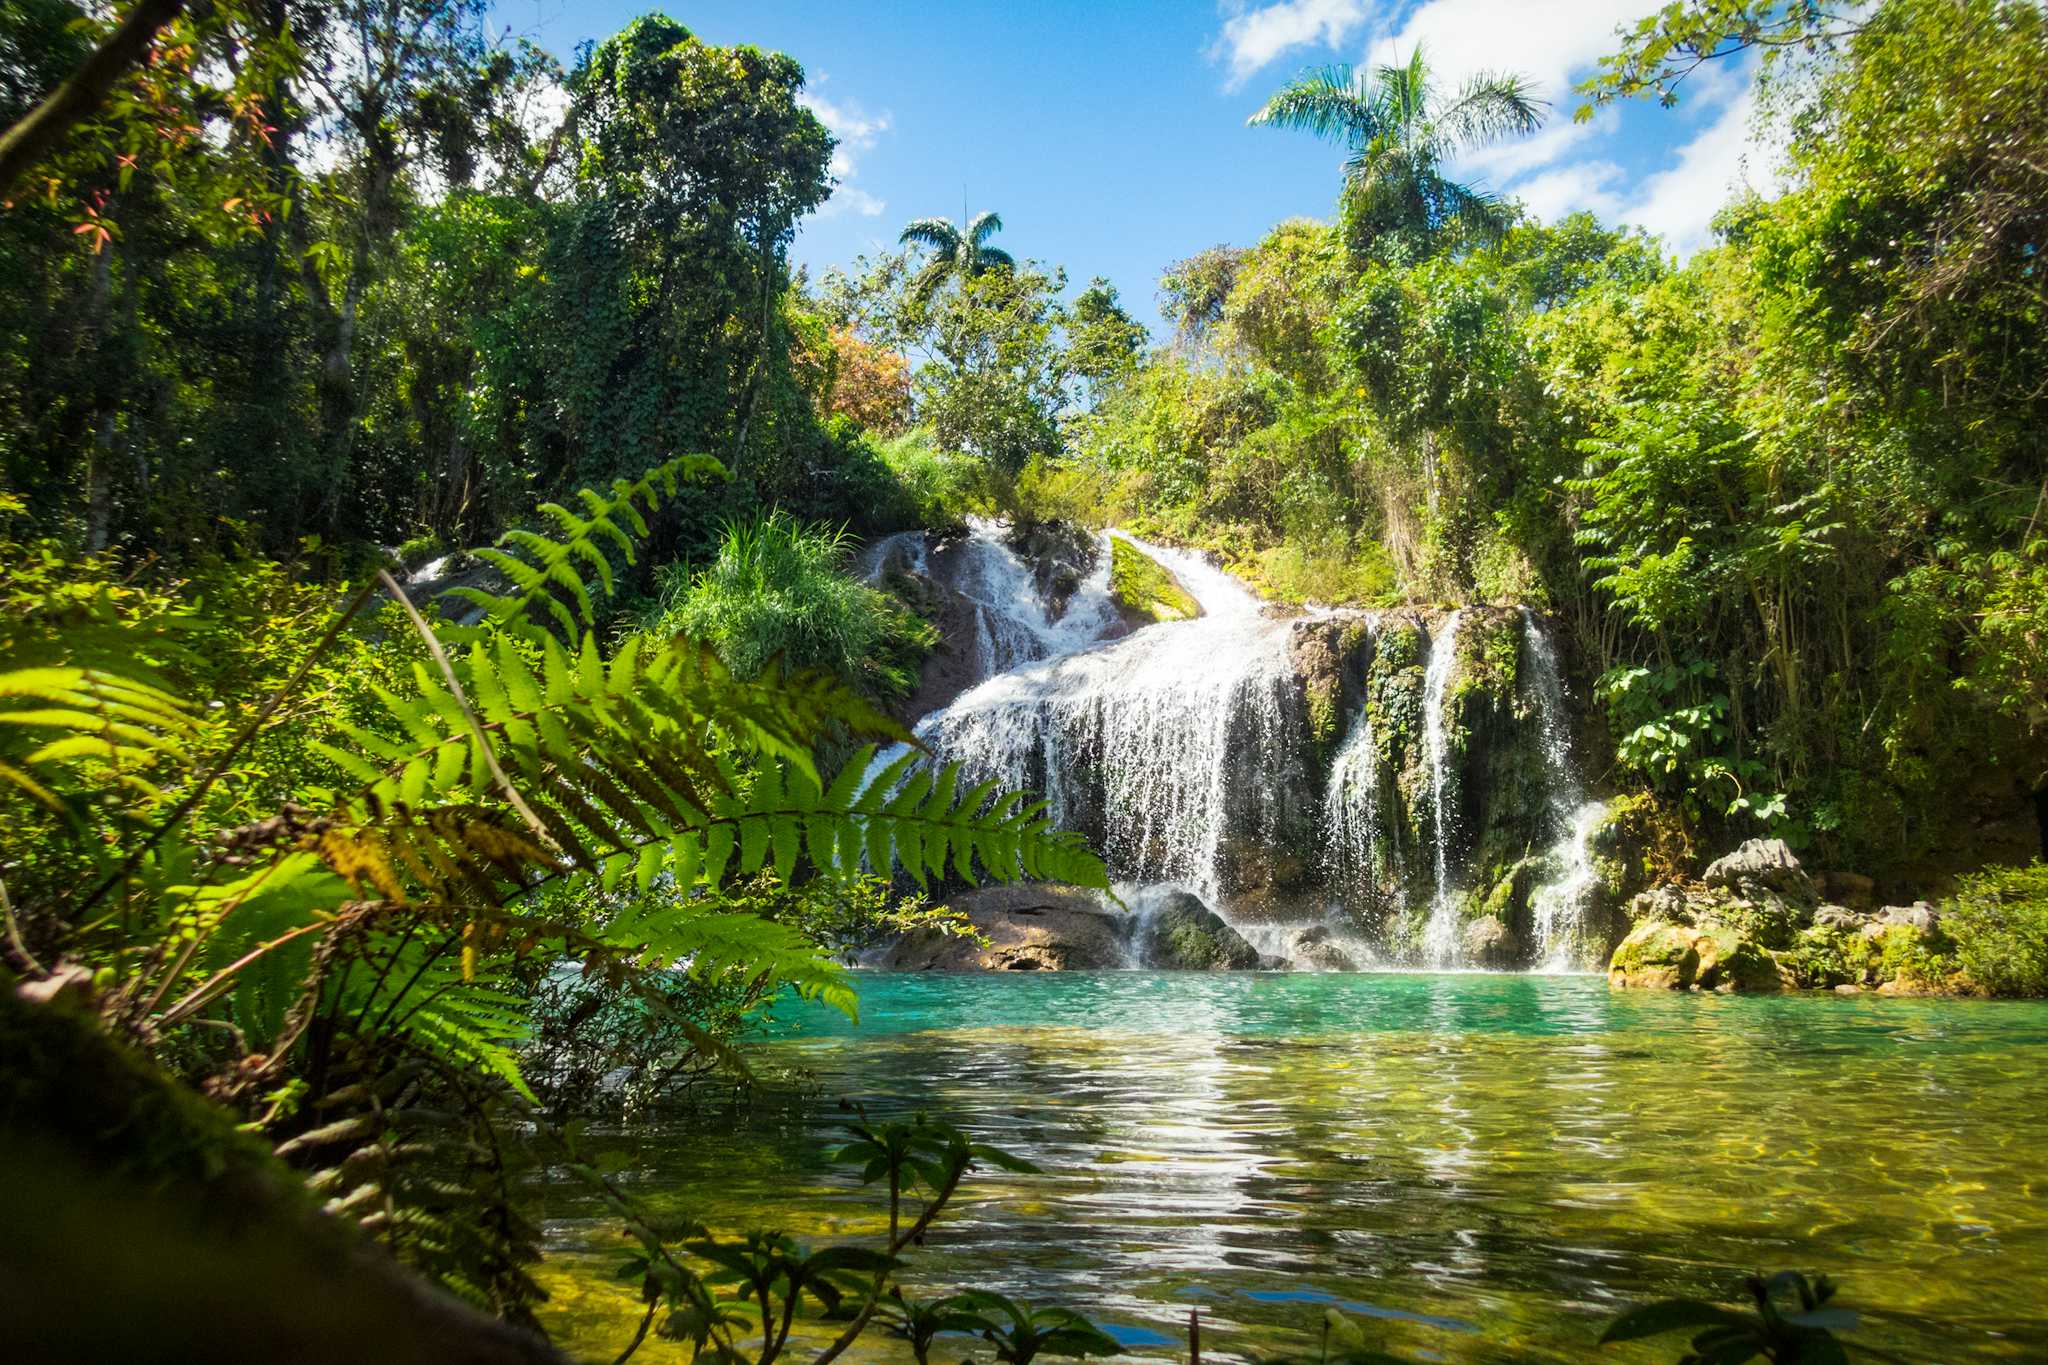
<box><xmin>898</xmin><ymin>210</ymin><xmax>1015</xmax><ymax>302</ymax></box>
<box><xmin>1248</xmin><ymin>46</ymin><xmax>1543</xmax><ymax>257</ymax></box>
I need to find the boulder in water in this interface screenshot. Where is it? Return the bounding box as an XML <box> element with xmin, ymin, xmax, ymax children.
<box><xmin>884</xmin><ymin>885</ymin><xmax>1127</xmax><ymax>971</ymax></box>
<box><xmin>1136</xmin><ymin>889</ymin><xmax>1260</xmax><ymax>970</ymax></box>
<box><xmin>1608</xmin><ymin>921</ymin><xmax>1702</xmax><ymax>989</ymax></box>
<box><xmin>1690</xmin><ymin>924</ymin><xmax>1785</xmax><ymax>992</ymax></box>
<box><xmin>1462</xmin><ymin>915</ymin><xmax>1521</xmax><ymax>969</ymax></box>
<box><xmin>1283</xmin><ymin>924</ymin><xmax>1360</xmax><ymax>972</ymax></box>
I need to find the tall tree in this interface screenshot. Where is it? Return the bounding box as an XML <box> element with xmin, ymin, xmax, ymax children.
<box><xmin>898</xmin><ymin>210</ymin><xmax>1014</xmax><ymax>302</ymax></box>
<box><xmin>1249</xmin><ymin>46</ymin><xmax>1542</xmax><ymax>260</ymax></box>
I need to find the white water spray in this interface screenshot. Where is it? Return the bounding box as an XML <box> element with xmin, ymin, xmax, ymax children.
<box><xmin>1419</xmin><ymin>609</ymin><xmax>1466</xmax><ymax>966</ymax></box>
<box><xmin>1520</xmin><ymin>608</ymin><xmax>1601</xmax><ymax>969</ymax></box>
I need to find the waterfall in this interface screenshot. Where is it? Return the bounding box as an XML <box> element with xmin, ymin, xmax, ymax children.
<box><xmin>1419</xmin><ymin>609</ymin><xmax>1466</xmax><ymax>966</ymax></box>
<box><xmin>915</xmin><ymin>610</ymin><xmax>1300</xmax><ymax>904</ymax></box>
<box><xmin>1322</xmin><ymin>623</ymin><xmax>1390</xmax><ymax>911</ymax></box>
<box><xmin>912</xmin><ymin>532</ymin><xmax>1295</xmax><ymax>904</ymax></box>
<box><xmin>947</xmin><ymin>518</ymin><xmax>1123</xmax><ymax>680</ymax></box>
<box><xmin>1520</xmin><ymin>609</ymin><xmax>1600</xmax><ymax>969</ymax></box>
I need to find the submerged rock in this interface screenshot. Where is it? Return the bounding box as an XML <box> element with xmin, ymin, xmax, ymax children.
<box><xmin>1137</xmin><ymin>890</ymin><xmax>1261</xmax><ymax>970</ymax></box>
<box><xmin>884</xmin><ymin>885</ymin><xmax>1127</xmax><ymax>972</ymax></box>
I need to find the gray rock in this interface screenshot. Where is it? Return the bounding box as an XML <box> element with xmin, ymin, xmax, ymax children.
<box><xmin>1627</xmin><ymin>886</ymin><xmax>1697</xmax><ymax>926</ymax></box>
<box><xmin>884</xmin><ymin>884</ymin><xmax>1128</xmax><ymax>971</ymax></box>
<box><xmin>1462</xmin><ymin>915</ymin><xmax>1522</xmax><ymax>969</ymax></box>
<box><xmin>1284</xmin><ymin>924</ymin><xmax>1360</xmax><ymax>973</ymax></box>
<box><xmin>1138</xmin><ymin>890</ymin><xmax>1260</xmax><ymax>970</ymax></box>
<box><xmin>1703</xmin><ymin>838</ymin><xmax>1818</xmax><ymax>909</ymax></box>
<box><xmin>1880</xmin><ymin>902</ymin><xmax>1941</xmax><ymax>934</ymax></box>
<box><xmin>1814</xmin><ymin>904</ymin><xmax>1873</xmax><ymax>932</ymax></box>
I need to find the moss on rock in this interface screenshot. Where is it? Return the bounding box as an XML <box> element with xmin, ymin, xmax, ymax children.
<box><xmin>1109</xmin><ymin>537</ymin><xmax>1199</xmax><ymax>623</ymax></box>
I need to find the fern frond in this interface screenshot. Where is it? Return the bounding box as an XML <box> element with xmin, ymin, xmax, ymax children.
<box><xmin>438</xmin><ymin>455</ymin><xmax>727</xmax><ymax>640</ymax></box>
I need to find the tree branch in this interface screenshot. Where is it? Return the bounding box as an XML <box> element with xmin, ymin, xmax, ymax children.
<box><xmin>0</xmin><ymin>0</ymin><xmax>190</xmax><ymax>196</ymax></box>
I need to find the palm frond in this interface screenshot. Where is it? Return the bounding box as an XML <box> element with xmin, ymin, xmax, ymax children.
<box><xmin>974</xmin><ymin>246</ymin><xmax>1015</xmax><ymax>274</ymax></box>
<box><xmin>897</xmin><ymin>216</ymin><xmax>961</xmax><ymax>255</ymax></box>
<box><xmin>967</xmin><ymin>210</ymin><xmax>1003</xmax><ymax>245</ymax></box>
<box><xmin>1246</xmin><ymin>64</ymin><xmax>1378</xmax><ymax>141</ymax></box>
<box><xmin>1433</xmin><ymin>71</ymin><xmax>1546</xmax><ymax>148</ymax></box>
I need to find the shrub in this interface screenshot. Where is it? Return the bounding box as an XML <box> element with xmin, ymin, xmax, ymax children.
<box><xmin>1941</xmin><ymin>862</ymin><xmax>2048</xmax><ymax>997</ymax></box>
<box><xmin>651</xmin><ymin>512</ymin><xmax>937</xmax><ymax>697</ymax></box>
<box><xmin>875</xmin><ymin>427</ymin><xmax>984</xmax><ymax>530</ymax></box>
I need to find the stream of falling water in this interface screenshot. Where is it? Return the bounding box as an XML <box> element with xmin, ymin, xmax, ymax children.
<box><xmin>914</xmin><ymin>530</ymin><xmax>1297</xmax><ymax>905</ymax></box>
<box><xmin>1520</xmin><ymin>609</ymin><xmax>1601</xmax><ymax>970</ymax></box>
<box><xmin>1418</xmin><ymin>610</ymin><xmax>1466</xmax><ymax>966</ymax></box>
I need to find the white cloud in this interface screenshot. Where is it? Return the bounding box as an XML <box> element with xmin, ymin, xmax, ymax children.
<box><xmin>1507</xmin><ymin>159</ymin><xmax>1625</xmax><ymax>222</ymax></box>
<box><xmin>1369</xmin><ymin>0</ymin><xmax>1644</xmax><ymax>104</ymax></box>
<box><xmin>1612</xmin><ymin>75</ymin><xmax>1760</xmax><ymax>254</ymax></box>
<box><xmin>816</xmin><ymin>185</ymin><xmax>887</xmax><ymax>220</ymax></box>
<box><xmin>1210</xmin><ymin>0</ymin><xmax>1370</xmax><ymax>90</ymax></box>
<box><xmin>798</xmin><ymin>84</ymin><xmax>892</xmax><ymax>219</ymax></box>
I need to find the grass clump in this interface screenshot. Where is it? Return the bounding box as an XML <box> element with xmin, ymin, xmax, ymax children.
<box><xmin>651</xmin><ymin>512</ymin><xmax>937</xmax><ymax>698</ymax></box>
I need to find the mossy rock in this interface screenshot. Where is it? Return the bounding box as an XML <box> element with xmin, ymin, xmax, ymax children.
<box><xmin>1109</xmin><ymin>537</ymin><xmax>1199</xmax><ymax>623</ymax></box>
<box><xmin>1609</xmin><ymin>920</ymin><xmax>1701</xmax><ymax>989</ymax></box>
<box><xmin>1139</xmin><ymin>892</ymin><xmax>1260</xmax><ymax>970</ymax></box>
<box><xmin>1691</xmin><ymin>924</ymin><xmax>1784</xmax><ymax>993</ymax></box>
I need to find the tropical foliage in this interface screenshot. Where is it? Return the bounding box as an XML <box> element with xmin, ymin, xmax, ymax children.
<box><xmin>1249</xmin><ymin>46</ymin><xmax>1544</xmax><ymax>261</ymax></box>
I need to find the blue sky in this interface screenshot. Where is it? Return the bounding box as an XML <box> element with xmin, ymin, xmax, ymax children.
<box><xmin>499</xmin><ymin>1</ymin><xmax>1772</xmax><ymax>337</ymax></box>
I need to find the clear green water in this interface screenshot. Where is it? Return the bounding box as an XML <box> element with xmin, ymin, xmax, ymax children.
<box><xmin>531</xmin><ymin>973</ymin><xmax>2048</xmax><ymax>1363</ymax></box>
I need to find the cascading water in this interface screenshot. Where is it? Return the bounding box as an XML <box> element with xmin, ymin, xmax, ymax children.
<box><xmin>912</xmin><ymin>532</ymin><xmax>1298</xmax><ymax>905</ymax></box>
<box><xmin>1322</xmin><ymin>622</ymin><xmax>1391</xmax><ymax>909</ymax></box>
<box><xmin>1521</xmin><ymin>609</ymin><xmax>1603</xmax><ymax>970</ymax></box>
<box><xmin>878</xmin><ymin>518</ymin><xmax>1608</xmax><ymax>973</ymax></box>
<box><xmin>954</xmin><ymin>517</ymin><xmax>1117</xmax><ymax>676</ymax></box>
<box><xmin>1418</xmin><ymin>610</ymin><xmax>1467</xmax><ymax>966</ymax></box>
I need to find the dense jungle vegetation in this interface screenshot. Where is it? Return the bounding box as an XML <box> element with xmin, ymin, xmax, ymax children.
<box><xmin>1</xmin><ymin>0</ymin><xmax>2044</xmax><ymax>1360</ymax></box>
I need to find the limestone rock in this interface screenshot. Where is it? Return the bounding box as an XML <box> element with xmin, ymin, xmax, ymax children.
<box><xmin>1879</xmin><ymin>902</ymin><xmax>1941</xmax><ymax>934</ymax></box>
<box><xmin>1609</xmin><ymin>921</ymin><xmax>1702</xmax><ymax>990</ymax></box>
<box><xmin>1690</xmin><ymin>924</ymin><xmax>1784</xmax><ymax>993</ymax></box>
<box><xmin>1462</xmin><ymin>915</ymin><xmax>1522</xmax><ymax>969</ymax></box>
<box><xmin>884</xmin><ymin>884</ymin><xmax>1128</xmax><ymax>972</ymax></box>
<box><xmin>1136</xmin><ymin>890</ymin><xmax>1260</xmax><ymax>970</ymax></box>
<box><xmin>1704</xmin><ymin>838</ymin><xmax>1818</xmax><ymax>909</ymax></box>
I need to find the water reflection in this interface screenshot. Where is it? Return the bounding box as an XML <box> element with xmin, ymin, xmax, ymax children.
<box><xmin>531</xmin><ymin>973</ymin><xmax>2048</xmax><ymax>1362</ymax></box>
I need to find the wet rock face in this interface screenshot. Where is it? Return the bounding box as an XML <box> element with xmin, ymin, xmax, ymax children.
<box><xmin>1005</xmin><ymin>520</ymin><xmax>1099</xmax><ymax>621</ymax></box>
<box><xmin>1462</xmin><ymin>915</ymin><xmax>1521</xmax><ymax>969</ymax></box>
<box><xmin>1136</xmin><ymin>890</ymin><xmax>1260</xmax><ymax>971</ymax></box>
<box><xmin>1288</xmin><ymin>613</ymin><xmax>1375</xmax><ymax>753</ymax></box>
<box><xmin>884</xmin><ymin>885</ymin><xmax>1127</xmax><ymax>971</ymax></box>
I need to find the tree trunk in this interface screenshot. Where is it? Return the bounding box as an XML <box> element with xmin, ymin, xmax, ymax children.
<box><xmin>0</xmin><ymin>984</ymin><xmax>573</xmax><ymax>1365</ymax></box>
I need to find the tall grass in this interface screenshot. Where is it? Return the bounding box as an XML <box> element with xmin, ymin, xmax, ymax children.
<box><xmin>651</xmin><ymin>512</ymin><xmax>936</xmax><ymax>697</ymax></box>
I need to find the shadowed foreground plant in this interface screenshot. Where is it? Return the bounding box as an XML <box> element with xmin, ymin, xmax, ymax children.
<box><xmin>601</xmin><ymin>1112</ymin><xmax>1113</xmax><ymax>1365</ymax></box>
<box><xmin>1599</xmin><ymin>1271</ymin><xmax>1880</xmax><ymax>1363</ymax></box>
